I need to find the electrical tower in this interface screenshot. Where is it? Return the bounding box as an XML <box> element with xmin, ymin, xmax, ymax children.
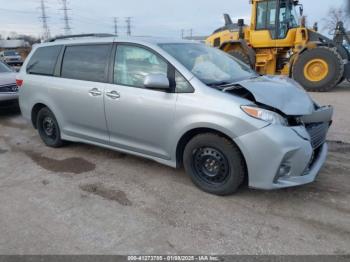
<box><xmin>39</xmin><ymin>0</ymin><xmax>50</xmax><ymax>41</ymax></box>
<box><xmin>60</xmin><ymin>0</ymin><xmax>72</xmax><ymax>35</ymax></box>
<box><xmin>125</xmin><ymin>17</ymin><xmax>132</xmax><ymax>36</ymax></box>
<box><xmin>114</xmin><ymin>17</ymin><xmax>118</xmax><ymax>37</ymax></box>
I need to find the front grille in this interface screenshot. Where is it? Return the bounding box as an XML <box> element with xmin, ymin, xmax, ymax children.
<box><xmin>303</xmin><ymin>145</ymin><xmax>323</xmax><ymax>175</ymax></box>
<box><xmin>0</xmin><ymin>84</ymin><xmax>18</xmax><ymax>93</ymax></box>
<box><xmin>305</xmin><ymin>122</ymin><xmax>329</xmax><ymax>149</ymax></box>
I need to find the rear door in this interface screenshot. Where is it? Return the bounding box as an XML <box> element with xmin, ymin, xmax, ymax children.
<box><xmin>50</xmin><ymin>44</ymin><xmax>112</xmax><ymax>143</ymax></box>
<box><xmin>104</xmin><ymin>44</ymin><xmax>177</xmax><ymax>159</ymax></box>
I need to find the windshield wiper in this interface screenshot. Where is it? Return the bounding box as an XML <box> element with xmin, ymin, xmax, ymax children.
<box><xmin>207</xmin><ymin>81</ymin><xmax>229</xmax><ymax>87</ymax></box>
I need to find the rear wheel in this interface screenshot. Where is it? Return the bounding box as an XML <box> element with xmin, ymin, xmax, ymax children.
<box><xmin>183</xmin><ymin>134</ymin><xmax>245</xmax><ymax>196</ymax></box>
<box><xmin>36</xmin><ymin>107</ymin><xmax>63</xmax><ymax>148</ymax></box>
<box><xmin>292</xmin><ymin>46</ymin><xmax>344</xmax><ymax>92</ymax></box>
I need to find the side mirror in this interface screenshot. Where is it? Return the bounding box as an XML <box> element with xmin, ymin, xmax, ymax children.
<box><xmin>144</xmin><ymin>73</ymin><xmax>170</xmax><ymax>90</ymax></box>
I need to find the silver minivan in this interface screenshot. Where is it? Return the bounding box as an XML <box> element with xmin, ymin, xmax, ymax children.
<box><xmin>18</xmin><ymin>35</ymin><xmax>333</xmax><ymax>195</ymax></box>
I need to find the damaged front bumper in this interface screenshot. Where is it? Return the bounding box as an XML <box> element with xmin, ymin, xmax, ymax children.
<box><xmin>234</xmin><ymin>105</ymin><xmax>333</xmax><ymax>190</ymax></box>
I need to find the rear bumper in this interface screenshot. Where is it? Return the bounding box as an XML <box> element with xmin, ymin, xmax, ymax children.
<box><xmin>0</xmin><ymin>92</ymin><xmax>18</xmax><ymax>102</ymax></box>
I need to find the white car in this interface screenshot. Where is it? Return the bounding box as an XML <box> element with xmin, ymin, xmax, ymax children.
<box><xmin>0</xmin><ymin>61</ymin><xmax>18</xmax><ymax>102</ymax></box>
<box><xmin>0</xmin><ymin>50</ymin><xmax>23</xmax><ymax>66</ymax></box>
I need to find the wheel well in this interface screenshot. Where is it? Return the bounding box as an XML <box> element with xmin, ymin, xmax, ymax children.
<box><xmin>176</xmin><ymin>128</ymin><xmax>247</xmax><ymax>170</ymax></box>
<box><xmin>31</xmin><ymin>103</ymin><xmax>47</xmax><ymax>129</ymax></box>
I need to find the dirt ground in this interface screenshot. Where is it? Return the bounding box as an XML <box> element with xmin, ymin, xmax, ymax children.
<box><xmin>0</xmin><ymin>82</ymin><xmax>349</xmax><ymax>255</ymax></box>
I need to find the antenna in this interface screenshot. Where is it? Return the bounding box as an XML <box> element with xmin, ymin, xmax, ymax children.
<box><xmin>39</xmin><ymin>0</ymin><xmax>51</xmax><ymax>41</ymax></box>
<box><xmin>125</xmin><ymin>17</ymin><xmax>132</xmax><ymax>36</ymax></box>
<box><xmin>114</xmin><ymin>17</ymin><xmax>118</xmax><ymax>37</ymax></box>
<box><xmin>60</xmin><ymin>0</ymin><xmax>72</xmax><ymax>35</ymax></box>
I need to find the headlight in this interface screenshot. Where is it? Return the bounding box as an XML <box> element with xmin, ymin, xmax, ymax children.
<box><xmin>241</xmin><ymin>105</ymin><xmax>288</xmax><ymax>126</ymax></box>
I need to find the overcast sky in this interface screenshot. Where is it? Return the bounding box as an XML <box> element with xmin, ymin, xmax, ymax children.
<box><xmin>0</xmin><ymin>0</ymin><xmax>347</xmax><ymax>39</ymax></box>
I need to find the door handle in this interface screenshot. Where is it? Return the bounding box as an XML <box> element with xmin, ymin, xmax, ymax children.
<box><xmin>106</xmin><ymin>90</ymin><xmax>120</xmax><ymax>99</ymax></box>
<box><xmin>89</xmin><ymin>88</ymin><xmax>102</xmax><ymax>96</ymax></box>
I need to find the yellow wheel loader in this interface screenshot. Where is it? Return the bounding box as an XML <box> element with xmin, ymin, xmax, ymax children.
<box><xmin>206</xmin><ymin>0</ymin><xmax>350</xmax><ymax>92</ymax></box>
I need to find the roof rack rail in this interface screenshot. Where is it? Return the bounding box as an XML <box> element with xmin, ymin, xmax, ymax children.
<box><xmin>47</xmin><ymin>33</ymin><xmax>115</xmax><ymax>42</ymax></box>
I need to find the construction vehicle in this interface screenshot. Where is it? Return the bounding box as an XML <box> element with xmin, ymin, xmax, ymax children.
<box><xmin>206</xmin><ymin>0</ymin><xmax>350</xmax><ymax>92</ymax></box>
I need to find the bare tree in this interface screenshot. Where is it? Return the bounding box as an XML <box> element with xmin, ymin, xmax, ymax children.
<box><xmin>322</xmin><ymin>7</ymin><xmax>349</xmax><ymax>35</ymax></box>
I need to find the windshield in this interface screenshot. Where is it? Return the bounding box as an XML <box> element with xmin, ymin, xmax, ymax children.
<box><xmin>159</xmin><ymin>43</ymin><xmax>257</xmax><ymax>86</ymax></box>
<box><xmin>4</xmin><ymin>50</ymin><xmax>20</xmax><ymax>56</ymax></box>
<box><xmin>0</xmin><ymin>62</ymin><xmax>13</xmax><ymax>73</ymax></box>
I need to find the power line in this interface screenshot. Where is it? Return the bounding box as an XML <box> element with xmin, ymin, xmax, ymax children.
<box><xmin>125</xmin><ymin>17</ymin><xmax>132</xmax><ymax>36</ymax></box>
<box><xmin>113</xmin><ymin>17</ymin><xmax>118</xmax><ymax>37</ymax></box>
<box><xmin>60</xmin><ymin>0</ymin><xmax>72</xmax><ymax>35</ymax></box>
<box><xmin>39</xmin><ymin>0</ymin><xmax>50</xmax><ymax>41</ymax></box>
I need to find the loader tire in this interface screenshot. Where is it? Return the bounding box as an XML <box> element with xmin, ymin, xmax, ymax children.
<box><xmin>292</xmin><ymin>46</ymin><xmax>344</xmax><ymax>92</ymax></box>
<box><xmin>228</xmin><ymin>50</ymin><xmax>251</xmax><ymax>67</ymax></box>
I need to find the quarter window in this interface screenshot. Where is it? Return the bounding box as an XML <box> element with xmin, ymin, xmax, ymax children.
<box><xmin>175</xmin><ymin>71</ymin><xmax>193</xmax><ymax>93</ymax></box>
<box><xmin>61</xmin><ymin>45</ymin><xmax>111</xmax><ymax>82</ymax></box>
<box><xmin>27</xmin><ymin>45</ymin><xmax>62</xmax><ymax>76</ymax></box>
<box><xmin>114</xmin><ymin>45</ymin><xmax>168</xmax><ymax>88</ymax></box>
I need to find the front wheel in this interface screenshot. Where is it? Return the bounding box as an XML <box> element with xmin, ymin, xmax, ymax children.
<box><xmin>292</xmin><ymin>46</ymin><xmax>344</xmax><ymax>92</ymax></box>
<box><xmin>36</xmin><ymin>107</ymin><xmax>64</xmax><ymax>148</ymax></box>
<box><xmin>183</xmin><ymin>134</ymin><xmax>246</xmax><ymax>196</ymax></box>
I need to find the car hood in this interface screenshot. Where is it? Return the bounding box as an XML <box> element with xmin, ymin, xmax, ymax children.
<box><xmin>0</xmin><ymin>72</ymin><xmax>17</xmax><ymax>86</ymax></box>
<box><xmin>225</xmin><ymin>75</ymin><xmax>315</xmax><ymax>116</ymax></box>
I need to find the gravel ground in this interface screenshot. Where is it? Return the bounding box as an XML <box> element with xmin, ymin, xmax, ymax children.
<box><xmin>0</xmin><ymin>82</ymin><xmax>349</xmax><ymax>255</ymax></box>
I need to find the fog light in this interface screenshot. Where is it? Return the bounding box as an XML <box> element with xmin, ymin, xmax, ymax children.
<box><xmin>274</xmin><ymin>164</ymin><xmax>292</xmax><ymax>183</ymax></box>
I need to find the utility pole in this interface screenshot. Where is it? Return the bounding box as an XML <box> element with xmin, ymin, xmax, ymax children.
<box><xmin>113</xmin><ymin>17</ymin><xmax>118</xmax><ymax>37</ymax></box>
<box><xmin>39</xmin><ymin>0</ymin><xmax>50</xmax><ymax>41</ymax></box>
<box><xmin>189</xmin><ymin>28</ymin><xmax>193</xmax><ymax>39</ymax></box>
<box><xmin>125</xmin><ymin>17</ymin><xmax>132</xmax><ymax>36</ymax></box>
<box><xmin>60</xmin><ymin>0</ymin><xmax>72</xmax><ymax>35</ymax></box>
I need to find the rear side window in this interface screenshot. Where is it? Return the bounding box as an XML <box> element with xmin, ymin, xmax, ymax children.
<box><xmin>27</xmin><ymin>45</ymin><xmax>62</xmax><ymax>76</ymax></box>
<box><xmin>61</xmin><ymin>45</ymin><xmax>111</xmax><ymax>82</ymax></box>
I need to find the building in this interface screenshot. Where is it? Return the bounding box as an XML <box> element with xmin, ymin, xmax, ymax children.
<box><xmin>0</xmin><ymin>39</ymin><xmax>31</xmax><ymax>59</ymax></box>
<box><xmin>0</xmin><ymin>39</ymin><xmax>30</xmax><ymax>49</ymax></box>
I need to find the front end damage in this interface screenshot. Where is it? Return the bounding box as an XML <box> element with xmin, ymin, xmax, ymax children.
<box><xmin>224</xmin><ymin>76</ymin><xmax>333</xmax><ymax>189</ymax></box>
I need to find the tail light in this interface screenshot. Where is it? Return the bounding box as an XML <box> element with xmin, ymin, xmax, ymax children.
<box><xmin>16</xmin><ymin>79</ymin><xmax>23</xmax><ymax>87</ymax></box>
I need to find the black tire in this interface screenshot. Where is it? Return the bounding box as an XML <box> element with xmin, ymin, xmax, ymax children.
<box><xmin>227</xmin><ymin>50</ymin><xmax>251</xmax><ymax>66</ymax></box>
<box><xmin>36</xmin><ymin>107</ymin><xmax>63</xmax><ymax>148</ymax></box>
<box><xmin>292</xmin><ymin>46</ymin><xmax>344</xmax><ymax>92</ymax></box>
<box><xmin>183</xmin><ymin>133</ymin><xmax>246</xmax><ymax>196</ymax></box>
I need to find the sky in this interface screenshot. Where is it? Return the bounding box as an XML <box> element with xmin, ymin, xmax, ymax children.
<box><xmin>0</xmin><ymin>0</ymin><xmax>347</xmax><ymax>39</ymax></box>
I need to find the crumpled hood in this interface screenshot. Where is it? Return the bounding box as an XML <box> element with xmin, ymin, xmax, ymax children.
<box><xmin>0</xmin><ymin>72</ymin><xmax>17</xmax><ymax>86</ymax></box>
<box><xmin>230</xmin><ymin>75</ymin><xmax>315</xmax><ymax>116</ymax></box>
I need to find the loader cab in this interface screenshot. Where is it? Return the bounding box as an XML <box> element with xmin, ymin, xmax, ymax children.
<box><xmin>253</xmin><ymin>0</ymin><xmax>300</xmax><ymax>40</ymax></box>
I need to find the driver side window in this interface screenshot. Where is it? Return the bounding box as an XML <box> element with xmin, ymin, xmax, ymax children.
<box><xmin>114</xmin><ymin>45</ymin><xmax>168</xmax><ymax>88</ymax></box>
